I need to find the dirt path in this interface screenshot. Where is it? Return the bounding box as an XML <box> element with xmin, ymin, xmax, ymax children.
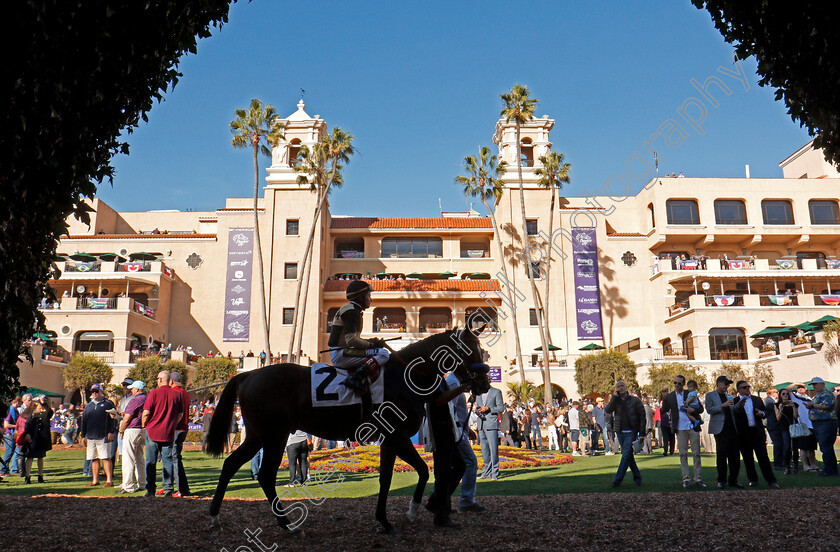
<box><xmin>3</xmin><ymin>488</ymin><xmax>838</xmax><ymax>551</ymax></box>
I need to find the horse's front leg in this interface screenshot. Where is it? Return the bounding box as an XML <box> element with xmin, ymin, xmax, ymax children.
<box><xmin>394</xmin><ymin>436</ymin><xmax>429</xmax><ymax>522</ymax></box>
<box><xmin>375</xmin><ymin>442</ymin><xmax>398</xmax><ymax>534</ymax></box>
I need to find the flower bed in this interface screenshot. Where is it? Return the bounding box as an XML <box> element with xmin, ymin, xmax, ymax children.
<box><xmin>282</xmin><ymin>444</ymin><xmax>574</xmax><ymax>473</ymax></box>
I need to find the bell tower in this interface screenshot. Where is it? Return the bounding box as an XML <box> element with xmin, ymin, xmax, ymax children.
<box><xmin>492</xmin><ymin>114</ymin><xmax>555</xmax><ymax>187</ymax></box>
<box><xmin>265</xmin><ymin>99</ymin><xmax>328</xmax><ymax>189</ymax></box>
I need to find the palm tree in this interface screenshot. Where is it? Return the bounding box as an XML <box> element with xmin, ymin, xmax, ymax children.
<box><xmin>535</xmin><ymin>151</ymin><xmax>571</xmax><ymax>347</ymax></box>
<box><xmin>500</xmin><ymin>84</ymin><xmax>554</xmax><ymax>406</ymax></box>
<box><xmin>230</xmin><ymin>99</ymin><xmax>284</xmax><ymax>360</ymax></box>
<box><xmin>456</xmin><ymin>146</ymin><xmax>526</xmax><ymax>384</ymax></box>
<box><xmin>286</xmin><ymin>127</ymin><xmax>355</xmax><ymax>362</ymax></box>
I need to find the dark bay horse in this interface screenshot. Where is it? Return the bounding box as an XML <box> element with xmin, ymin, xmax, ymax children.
<box><xmin>205</xmin><ymin>326</ymin><xmax>489</xmax><ymax>534</ymax></box>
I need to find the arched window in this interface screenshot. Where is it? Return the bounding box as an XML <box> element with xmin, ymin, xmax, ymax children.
<box><xmin>809</xmin><ymin>199</ymin><xmax>840</xmax><ymax>225</ymax></box>
<box><xmin>648</xmin><ymin>203</ymin><xmax>655</xmax><ymax>229</ymax></box>
<box><xmin>708</xmin><ymin>328</ymin><xmax>747</xmax><ymax>360</ymax></box>
<box><xmin>373</xmin><ymin>307</ymin><xmax>406</xmax><ymax>332</ymax></box>
<box><xmin>520</xmin><ymin>138</ymin><xmax>534</xmax><ymax>167</ymax></box>
<box><xmin>465</xmin><ymin>306</ymin><xmax>498</xmax><ymax>331</ymax></box>
<box><xmin>714</xmin><ymin>199</ymin><xmax>747</xmax><ymax>224</ymax></box>
<box><xmin>288</xmin><ymin>138</ymin><xmax>302</xmax><ymax>167</ymax></box>
<box><xmin>419</xmin><ymin>307</ymin><xmax>451</xmax><ymax>333</ymax></box>
<box><xmin>666</xmin><ymin>199</ymin><xmax>700</xmax><ymax>224</ymax></box>
<box><xmin>761</xmin><ymin>199</ymin><xmax>794</xmax><ymax>225</ymax></box>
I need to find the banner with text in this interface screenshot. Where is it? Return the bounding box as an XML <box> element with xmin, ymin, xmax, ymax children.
<box><xmin>223</xmin><ymin>227</ymin><xmax>254</xmax><ymax>341</ymax></box>
<box><xmin>572</xmin><ymin>228</ymin><xmax>604</xmax><ymax>340</ymax></box>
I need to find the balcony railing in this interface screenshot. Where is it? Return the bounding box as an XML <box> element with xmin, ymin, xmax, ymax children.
<box><xmin>77</xmin><ymin>297</ymin><xmax>117</xmax><ymax>309</ymax></box>
<box><xmin>710</xmin><ymin>350</ymin><xmax>748</xmax><ymax>360</ymax></box>
<box><xmin>117</xmin><ymin>261</ymin><xmax>151</xmax><ymax>272</ymax></box>
<box><xmin>655</xmin><ymin>257</ymin><xmax>840</xmax><ymax>273</ymax></box>
<box><xmin>759</xmin><ymin>294</ymin><xmax>798</xmax><ymax>306</ymax></box>
<box><xmin>65</xmin><ymin>261</ymin><xmax>102</xmax><ymax>273</ymax></box>
<box><xmin>704</xmin><ymin>295</ymin><xmax>745</xmax><ymax>307</ymax></box>
<box><xmin>81</xmin><ymin>351</ymin><xmax>115</xmax><ymax>363</ymax></box>
<box><xmin>132</xmin><ymin>301</ymin><xmax>156</xmax><ymax>319</ymax></box>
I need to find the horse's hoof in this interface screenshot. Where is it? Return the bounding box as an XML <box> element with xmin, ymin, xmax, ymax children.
<box><xmin>406</xmin><ymin>500</ymin><xmax>419</xmax><ymax>522</ymax></box>
<box><xmin>209</xmin><ymin>516</ymin><xmax>222</xmax><ymax>531</ymax></box>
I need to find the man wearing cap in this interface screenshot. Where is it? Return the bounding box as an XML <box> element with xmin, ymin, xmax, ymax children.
<box><xmin>141</xmin><ymin>371</ymin><xmax>187</xmax><ymax>497</ymax></box>
<box><xmin>732</xmin><ymin>380</ymin><xmax>779</xmax><ymax>488</ymax></box>
<box><xmin>80</xmin><ymin>384</ymin><xmax>117</xmax><ymax>487</ymax></box>
<box><xmin>116</xmin><ymin>380</ymin><xmax>147</xmax><ymax>493</ymax></box>
<box><xmin>115</xmin><ymin>378</ymin><xmax>134</xmax><ymax>467</ymax></box>
<box><xmin>705</xmin><ymin>376</ymin><xmax>742</xmax><ymax>488</ymax></box>
<box><xmin>168</xmin><ymin>371</ymin><xmax>192</xmax><ymax>496</ymax></box>
<box><xmin>805</xmin><ymin>377</ymin><xmax>838</xmax><ymax>476</ymax></box>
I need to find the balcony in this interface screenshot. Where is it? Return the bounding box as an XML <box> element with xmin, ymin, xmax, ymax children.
<box><xmin>653</xmin><ymin>256</ymin><xmax>840</xmax><ymax>278</ymax></box>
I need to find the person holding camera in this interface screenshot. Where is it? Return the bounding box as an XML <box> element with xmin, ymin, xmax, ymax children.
<box><xmin>604</xmin><ymin>380</ymin><xmax>646</xmax><ymax>487</ymax></box>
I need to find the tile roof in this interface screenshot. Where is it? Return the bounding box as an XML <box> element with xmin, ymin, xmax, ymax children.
<box><xmin>324</xmin><ymin>279</ymin><xmax>500</xmax><ymax>293</ymax></box>
<box><xmin>330</xmin><ymin>217</ymin><xmax>493</xmax><ymax>229</ymax></box>
<box><xmin>607</xmin><ymin>232</ymin><xmax>646</xmax><ymax>237</ymax></box>
<box><xmin>64</xmin><ymin>234</ymin><xmax>217</xmax><ymax>239</ymax></box>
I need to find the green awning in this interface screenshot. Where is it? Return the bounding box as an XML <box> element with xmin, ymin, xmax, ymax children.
<box><xmin>579</xmin><ymin>343</ymin><xmax>606</xmax><ymax>351</ymax></box>
<box><xmin>792</xmin><ymin>321</ymin><xmax>818</xmax><ymax>331</ymax></box>
<box><xmin>69</xmin><ymin>253</ymin><xmax>97</xmax><ymax>262</ymax></box>
<box><xmin>534</xmin><ymin>344</ymin><xmax>561</xmax><ymax>351</ymax></box>
<box><xmin>18</xmin><ymin>387</ymin><xmax>64</xmax><ymax>398</ymax></box>
<box><xmin>32</xmin><ymin>332</ymin><xmax>56</xmax><ymax>341</ymax></box>
<box><xmin>750</xmin><ymin>326</ymin><xmax>794</xmax><ymax>338</ymax></box>
<box><xmin>811</xmin><ymin>315</ymin><xmax>840</xmax><ymax>326</ymax></box>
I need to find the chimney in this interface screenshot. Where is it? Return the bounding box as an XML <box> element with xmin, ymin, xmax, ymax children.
<box><xmin>745</xmin><ymin>164</ymin><xmax>750</xmax><ymax>178</ymax></box>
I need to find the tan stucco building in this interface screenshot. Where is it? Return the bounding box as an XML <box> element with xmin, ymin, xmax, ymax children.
<box><xmin>21</xmin><ymin>103</ymin><xmax>840</xmax><ymax>400</ymax></box>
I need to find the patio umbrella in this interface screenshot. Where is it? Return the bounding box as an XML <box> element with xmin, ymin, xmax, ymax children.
<box><xmin>468</xmin><ymin>272</ymin><xmax>491</xmax><ymax>279</ymax></box>
<box><xmin>792</xmin><ymin>321</ymin><xmax>818</xmax><ymax>332</ymax></box>
<box><xmin>771</xmin><ymin>382</ymin><xmax>793</xmax><ymax>390</ymax></box>
<box><xmin>375</xmin><ymin>272</ymin><xmax>389</xmax><ymax>279</ymax></box>
<box><xmin>406</xmin><ymin>272</ymin><xmax>423</xmax><ymax>279</ymax></box>
<box><xmin>18</xmin><ymin>387</ymin><xmax>64</xmax><ymax>398</ymax></box>
<box><xmin>98</xmin><ymin>253</ymin><xmax>126</xmax><ymax>262</ymax></box>
<box><xmin>54</xmin><ymin>253</ymin><xmax>66</xmax><ymax>261</ymax></box>
<box><xmin>534</xmin><ymin>344</ymin><xmax>561</xmax><ymax>351</ymax></box>
<box><xmin>438</xmin><ymin>271</ymin><xmax>457</xmax><ymax>278</ymax></box>
<box><xmin>810</xmin><ymin>315</ymin><xmax>840</xmax><ymax>327</ymax></box>
<box><xmin>129</xmin><ymin>252</ymin><xmax>159</xmax><ymax>261</ymax></box>
<box><xmin>69</xmin><ymin>253</ymin><xmax>97</xmax><ymax>262</ymax></box>
<box><xmin>32</xmin><ymin>332</ymin><xmax>55</xmax><ymax>341</ymax></box>
<box><xmin>750</xmin><ymin>326</ymin><xmax>794</xmax><ymax>338</ymax></box>
<box><xmin>579</xmin><ymin>343</ymin><xmax>605</xmax><ymax>351</ymax></box>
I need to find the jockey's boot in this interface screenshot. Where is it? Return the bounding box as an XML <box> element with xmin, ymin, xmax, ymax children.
<box><xmin>341</xmin><ymin>357</ymin><xmax>379</xmax><ymax>395</ymax></box>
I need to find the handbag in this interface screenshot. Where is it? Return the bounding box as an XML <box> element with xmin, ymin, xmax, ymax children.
<box><xmin>789</xmin><ymin>422</ymin><xmax>811</xmax><ymax>439</ymax></box>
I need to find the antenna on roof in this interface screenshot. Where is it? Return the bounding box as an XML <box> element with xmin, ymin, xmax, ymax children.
<box><xmin>438</xmin><ymin>197</ymin><xmax>442</xmax><ymax>214</ymax></box>
<box><xmin>300</xmin><ymin>88</ymin><xmax>305</xmax><ymax>101</ymax></box>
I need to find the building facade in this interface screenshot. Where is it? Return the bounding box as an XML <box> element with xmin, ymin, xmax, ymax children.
<box><xmin>22</xmin><ymin>103</ymin><xmax>840</xmax><ymax>399</ymax></box>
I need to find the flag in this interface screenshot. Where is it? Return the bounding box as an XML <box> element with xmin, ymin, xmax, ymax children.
<box><xmin>714</xmin><ymin>295</ymin><xmax>735</xmax><ymax>306</ymax></box>
<box><xmin>826</xmin><ymin>260</ymin><xmax>840</xmax><ymax>269</ymax></box>
<box><xmin>776</xmin><ymin>260</ymin><xmax>796</xmax><ymax>269</ymax></box>
<box><xmin>768</xmin><ymin>295</ymin><xmax>792</xmax><ymax>305</ymax></box>
<box><xmin>680</xmin><ymin>260</ymin><xmax>698</xmax><ymax>270</ymax></box>
<box><xmin>124</xmin><ymin>262</ymin><xmax>143</xmax><ymax>272</ymax></box>
<box><xmin>820</xmin><ymin>295</ymin><xmax>840</xmax><ymax>306</ymax></box>
<box><xmin>727</xmin><ymin>260</ymin><xmax>745</xmax><ymax>270</ymax></box>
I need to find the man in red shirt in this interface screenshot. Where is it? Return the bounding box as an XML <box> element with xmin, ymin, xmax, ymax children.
<box><xmin>168</xmin><ymin>371</ymin><xmax>192</xmax><ymax>497</ymax></box>
<box><xmin>141</xmin><ymin>371</ymin><xmax>186</xmax><ymax>497</ymax></box>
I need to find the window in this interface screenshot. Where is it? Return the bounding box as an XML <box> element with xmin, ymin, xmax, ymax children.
<box><xmin>809</xmin><ymin>200</ymin><xmax>840</xmax><ymax>225</ymax></box>
<box><xmin>380</xmin><ymin>237</ymin><xmax>443</xmax><ymax>258</ymax></box>
<box><xmin>526</xmin><ymin>219</ymin><xmax>538</xmax><ymax>235</ymax></box>
<box><xmin>288</xmin><ymin>139</ymin><xmax>302</xmax><ymax>167</ymax></box>
<box><xmin>460</xmin><ymin>240</ymin><xmax>489</xmax><ymax>258</ymax></box>
<box><xmin>520</xmin><ymin>138</ymin><xmax>534</xmax><ymax>167</ymax></box>
<box><xmin>666</xmin><ymin>200</ymin><xmax>700</xmax><ymax>224</ymax></box>
<box><xmin>335</xmin><ymin>238</ymin><xmax>364</xmax><ymax>258</ymax></box>
<box><xmin>761</xmin><ymin>200</ymin><xmax>794</xmax><ymax>225</ymax></box>
<box><xmin>282</xmin><ymin>308</ymin><xmax>294</xmax><ymax>325</ymax></box>
<box><xmin>284</xmin><ymin>263</ymin><xmax>297</xmax><ymax>279</ymax></box>
<box><xmin>714</xmin><ymin>200</ymin><xmax>747</xmax><ymax>224</ymax></box>
<box><xmin>708</xmin><ymin>328</ymin><xmax>747</xmax><ymax>360</ymax></box>
<box><xmin>529</xmin><ymin>261</ymin><xmax>542</xmax><ymax>279</ymax></box>
<box><xmin>286</xmin><ymin>219</ymin><xmax>299</xmax><ymax>236</ymax></box>
<box><xmin>529</xmin><ymin>308</ymin><xmax>539</xmax><ymax>326</ymax></box>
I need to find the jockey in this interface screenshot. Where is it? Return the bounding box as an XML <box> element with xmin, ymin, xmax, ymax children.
<box><xmin>328</xmin><ymin>280</ymin><xmax>390</xmax><ymax>394</ymax></box>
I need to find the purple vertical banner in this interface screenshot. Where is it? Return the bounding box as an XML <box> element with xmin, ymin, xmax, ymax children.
<box><xmin>572</xmin><ymin>228</ymin><xmax>604</xmax><ymax>340</ymax></box>
<box><xmin>223</xmin><ymin>227</ymin><xmax>254</xmax><ymax>342</ymax></box>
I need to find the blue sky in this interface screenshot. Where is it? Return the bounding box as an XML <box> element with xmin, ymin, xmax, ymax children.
<box><xmin>99</xmin><ymin>1</ymin><xmax>812</xmax><ymax>217</ymax></box>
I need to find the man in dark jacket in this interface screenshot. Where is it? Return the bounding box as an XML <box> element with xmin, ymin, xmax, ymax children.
<box><xmin>733</xmin><ymin>380</ymin><xmax>780</xmax><ymax>488</ymax></box>
<box><xmin>500</xmin><ymin>404</ymin><xmax>517</xmax><ymax>447</ymax></box>
<box><xmin>604</xmin><ymin>380</ymin><xmax>646</xmax><ymax>487</ymax></box>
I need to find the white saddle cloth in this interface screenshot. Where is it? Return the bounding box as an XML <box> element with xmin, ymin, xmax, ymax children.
<box><xmin>310</xmin><ymin>363</ymin><xmax>385</xmax><ymax>407</ymax></box>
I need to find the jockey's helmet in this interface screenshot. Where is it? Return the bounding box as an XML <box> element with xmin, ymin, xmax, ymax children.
<box><xmin>346</xmin><ymin>280</ymin><xmax>372</xmax><ymax>300</ymax></box>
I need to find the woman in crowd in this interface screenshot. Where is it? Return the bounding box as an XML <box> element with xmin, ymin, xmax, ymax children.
<box><xmin>775</xmin><ymin>387</ymin><xmax>799</xmax><ymax>475</ymax></box>
<box><xmin>284</xmin><ymin>430</ymin><xmax>310</xmax><ymax>486</ymax></box>
<box><xmin>545</xmin><ymin>407</ymin><xmax>559</xmax><ymax>450</ymax></box>
<box><xmin>789</xmin><ymin>384</ymin><xmax>819</xmax><ymax>472</ymax></box>
<box><xmin>16</xmin><ymin>397</ymin><xmax>52</xmax><ymax>483</ymax></box>
<box><xmin>521</xmin><ymin>409</ymin><xmax>532</xmax><ymax>449</ymax></box>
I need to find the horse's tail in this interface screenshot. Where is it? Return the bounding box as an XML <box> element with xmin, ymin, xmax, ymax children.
<box><xmin>205</xmin><ymin>372</ymin><xmax>250</xmax><ymax>457</ymax></box>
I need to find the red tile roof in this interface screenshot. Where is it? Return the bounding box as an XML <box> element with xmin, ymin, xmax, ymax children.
<box><xmin>607</xmin><ymin>232</ymin><xmax>645</xmax><ymax>237</ymax></box>
<box><xmin>64</xmin><ymin>234</ymin><xmax>217</xmax><ymax>239</ymax></box>
<box><xmin>558</xmin><ymin>206</ymin><xmax>604</xmax><ymax>210</ymax></box>
<box><xmin>324</xmin><ymin>279</ymin><xmax>500</xmax><ymax>292</ymax></box>
<box><xmin>330</xmin><ymin>217</ymin><xmax>492</xmax><ymax>229</ymax></box>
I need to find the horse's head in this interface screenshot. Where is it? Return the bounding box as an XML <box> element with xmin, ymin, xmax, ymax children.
<box><xmin>449</xmin><ymin>322</ymin><xmax>492</xmax><ymax>397</ymax></box>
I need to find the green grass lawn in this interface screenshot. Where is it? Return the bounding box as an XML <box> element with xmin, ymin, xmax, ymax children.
<box><xmin>2</xmin><ymin>447</ymin><xmax>839</xmax><ymax>499</ymax></box>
